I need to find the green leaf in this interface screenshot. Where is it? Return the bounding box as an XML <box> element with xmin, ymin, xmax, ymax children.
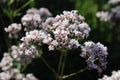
<box><xmin>7</xmin><ymin>0</ymin><xmax>14</xmax><ymax>6</ymax></box>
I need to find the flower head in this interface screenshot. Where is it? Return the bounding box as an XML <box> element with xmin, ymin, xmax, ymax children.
<box><xmin>0</xmin><ymin>53</ymin><xmax>13</xmax><ymax>71</ymax></box>
<box><xmin>46</xmin><ymin>10</ymin><xmax>90</xmax><ymax>50</ymax></box>
<box><xmin>21</xmin><ymin>14</ymin><xmax>41</xmax><ymax>31</ymax></box>
<box><xmin>80</xmin><ymin>41</ymin><xmax>108</xmax><ymax>73</ymax></box>
<box><xmin>108</xmin><ymin>0</ymin><xmax>120</xmax><ymax>4</ymax></box>
<box><xmin>99</xmin><ymin>70</ymin><xmax>120</xmax><ymax>80</ymax></box>
<box><xmin>26</xmin><ymin>7</ymin><xmax>52</xmax><ymax>22</ymax></box>
<box><xmin>96</xmin><ymin>11</ymin><xmax>111</xmax><ymax>21</ymax></box>
<box><xmin>21</xmin><ymin>30</ymin><xmax>48</xmax><ymax>45</ymax></box>
<box><xmin>39</xmin><ymin>7</ymin><xmax>52</xmax><ymax>21</ymax></box>
<box><xmin>4</xmin><ymin>23</ymin><xmax>22</xmax><ymax>38</ymax></box>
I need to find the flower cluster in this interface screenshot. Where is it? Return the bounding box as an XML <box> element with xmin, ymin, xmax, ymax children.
<box><xmin>80</xmin><ymin>41</ymin><xmax>108</xmax><ymax>73</ymax></box>
<box><xmin>111</xmin><ymin>6</ymin><xmax>120</xmax><ymax>19</ymax></box>
<box><xmin>19</xmin><ymin>43</ymin><xmax>38</xmax><ymax>56</ymax></box>
<box><xmin>96</xmin><ymin>11</ymin><xmax>111</xmax><ymax>22</ymax></box>
<box><xmin>108</xmin><ymin>0</ymin><xmax>120</xmax><ymax>4</ymax></box>
<box><xmin>21</xmin><ymin>29</ymin><xmax>52</xmax><ymax>46</ymax></box>
<box><xmin>21</xmin><ymin>10</ymin><xmax>91</xmax><ymax>50</ymax></box>
<box><xmin>96</xmin><ymin>0</ymin><xmax>120</xmax><ymax>22</ymax></box>
<box><xmin>22</xmin><ymin>13</ymin><xmax>42</xmax><ymax>31</ymax></box>
<box><xmin>1</xmin><ymin>44</ymin><xmax>38</xmax><ymax>67</ymax></box>
<box><xmin>99</xmin><ymin>70</ymin><xmax>120</xmax><ymax>80</ymax></box>
<box><xmin>11</xmin><ymin>44</ymin><xmax>38</xmax><ymax>65</ymax></box>
<box><xmin>53</xmin><ymin>10</ymin><xmax>90</xmax><ymax>39</ymax></box>
<box><xmin>43</xmin><ymin>10</ymin><xmax>90</xmax><ymax>38</ymax></box>
<box><xmin>0</xmin><ymin>53</ymin><xmax>13</xmax><ymax>71</ymax></box>
<box><xmin>44</xmin><ymin>10</ymin><xmax>90</xmax><ymax>50</ymax></box>
<box><xmin>21</xmin><ymin>7</ymin><xmax>52</xmax><ymax>31</ymax></box>
<box><xmin>27</xmin><ymin>7</ymin><xmax>52</xmax><ymax>21</ymax></box>
<box><xmin>0</xmin><ymin>68</ymin><xmax>38</xmax><ymax>80</ymax></box>
<box><xmin>4</xmin><ymin>23</ymin><xmax>22</xmax><ymax>39</ymax></box>
<box><xmin>0</xmin><ymin>52</ymin><xmax>38</xmax><ymax>80</ymax></box>
<box><xmin>41</xmin><ymin>17</ymin><xmax>56</xmax><ymax>32</ymax></box>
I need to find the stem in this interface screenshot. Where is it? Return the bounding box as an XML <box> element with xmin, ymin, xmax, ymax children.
<box><xmin>60</xmin><ymin>54</ymin><xmax>67</xmax><ymax>77</ymax></box>
<box><xmin>57</xmin><ymin>54</ymin><xmax>63</xmax><ymax>74</ymax></box>
<box><xmin>37</xmin><ymin>49</ymin><xmax>59</xmax><ymax>79</ymax></box>
<box><xmin>61</xmin><ymin>67</ymin><xmax>87</xmax><ymax>79</ymax></box>
<box><xmin>59</xmin><ymin>50</ymin><xmax>67</xmax><ymax>80</ymax></box>
<box><xmin>20</xmin><ymin>62</ymin><xmax>30</xmax><ymax>72</ymax></box>
<box><xmin>16</xmin><ymin>0</ymin><xmax>34</xmax><ymax>12</ymax></box>
<box><xmin>40</xmin><ymin>56</ymin><xmax>59</xmax><ymax>78</ymax></box>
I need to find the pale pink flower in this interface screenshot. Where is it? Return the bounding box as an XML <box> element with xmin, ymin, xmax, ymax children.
<box><xmin>99</xmin><ymin>70</ymin><xmax>120</xmax><ymax>80</ymax></box>
<box><xmin>0</xmin><ymin>53</ymin><xmax>13</xmax><ymax>71</ymax></box>
<box><xmin>96</xmin><ymin>11</ymin><xmax>110</xmax><ymax>21</ymax></box>
<box><xmin>46</xmin><ymin>10</ymin><xmax>90</xmax><ymax>50</ymax></box>
<box><xmin>27</xmin><ymin>8</ymin><xmax>39</xmax><ymax>14</ymax></box>
<box><xmin>21</xmin><ymin>14</ymin><xmax>41</xmax><ymax>31</ymax></box>
<box><xmin>4</xmin><ymin>23</ymin><xmax>22</xmax><ymax>38</ymax></box>
<box><xmin>108</xmin><ymin>0</ymin><xmax>120</xmax><ymax>4</ymax></box>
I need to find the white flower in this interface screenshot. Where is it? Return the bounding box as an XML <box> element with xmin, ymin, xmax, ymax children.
<box><xmin>21</xmin><ymin>14</ymin><xmax>41</xmax><ymax>31</ymax></box>
<box><xmin>0</xmin><ymin>71</ymin><xmax>12</xmax><ymax>80</ymax></box>
<box><xmin>21</xmin><ymin>30</ymin><xmax>45</xmax><ymax>45</ymax></box>
<box><xmin>69</xmin><ymin>39</ymin><xmax>80</xmax><ymax>49</ymax></box>
<box><xmin>39</xmin><ymin>7</ymin><xmax>52</xmax><ymax>17</ymax></box>
<box><xmin>27</xmin><ymin>8</ymin><xmax>39</xmax><ymax>14</ymax></box>
<box><xmin>99</xmin><ymin>70</ymin><xmax>120</xmax><ymax>80</ymax></box>
<box><xmin>42</xmin><ymin>10</ymin><xmax>91</xmax><ymax>50</ymax></box>
<box><xmin>48</xmin><ymin>40</ymin><xmax>59</xmax><ymax>50</ymax></box>
<box><xmin>26</xmin><ymin>73</ymin><xmax>38</xmax><ymax>80</ymax></box>
<box><xmin>4</xmin><ymin>23</ymin><xmax>22</xmax><ymax>39</ymax></box>
<box><xmin>48</xmin><ymin>45</ymin><xmax>55</xmax><ymax>50</ymax></box>
<box><xmin>96</xmin><ymin>11</ymin><xmax>110</xmax><ymax>21</ymax></box>
<box><xmin>0</xmin><ymin>53</ymin><xmax>13</xmax><ymax>71</ymax></box>
<box><xmin>22</xmin><ymin>14</ymin><xmax>33</xmax><ymax>25</ymax></box>
<box><xmin>43</xmin><ymin>34</ymin><xmax>53</xmax><ymax>44</ymax></box>
<box><xmin>108</xmin><ymin>0</ymin><xmax>120</xmax><ymax>4</ymax></box>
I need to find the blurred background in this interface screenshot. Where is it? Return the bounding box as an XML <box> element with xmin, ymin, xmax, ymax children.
<box><xmin>0</xmin><ymin>0</ymin><xmax>120</xmax><ymax>80</ymax></box>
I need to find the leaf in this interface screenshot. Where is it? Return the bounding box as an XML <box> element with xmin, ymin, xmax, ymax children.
<box><xmin>7</xmin><ymin>0</ymin><xmax>14</xmax><ymax>6</ymax></box>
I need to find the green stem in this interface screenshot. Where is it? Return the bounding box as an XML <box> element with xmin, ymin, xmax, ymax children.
<box><xmin>60</xmin><ymin>54</ymin><xmax>67</xmax><ymax>77</ymax></box>
<box><xmin>40</xmin><ymin>56</ymin><xmax>59</xmax><ymax>78</ymax></box>
<box><xmin>59</xmin><ymin>58</ymin><xmax>98</xmax><ymax>79</ymax></box>
<box><xmin>59</xmin><ymin>50</ymin><xmax>67</xmax><ymax>80</ymax></box>
<box><xmin>20</xmin><ymin>62</ymin><xmax>30</xmax><ymax>72</ymax></box>
<box><xmin>38</xmin><ymin>49</ymin><xmax>59</xmax><ymax>79</ymax></box>
<box><xmin>16</xmin><ymin>0</ymin><xmax>34</xmax><ymax>12</ymax></box>
<box><xmin>61</xmin><ymin>67</ymin><xmax>87</xmax><ymax>79</ymax></box>
<box><xmin>57</xmin><ymin>54</ymin><xmax>63</xmax><ymax>74</ymax></box>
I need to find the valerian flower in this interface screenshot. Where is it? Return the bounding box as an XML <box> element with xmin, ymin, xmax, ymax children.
<box><xmin>0</xmin><ymin>53</ymin><xmax>13</xmax><ymax>71</ymax></box>
<box><xmin>99</xmin><ymin>70</ymin><xmax>120</xmax><ymax>80</ymax></box>
<box><xmin>0</xmin><ymin>68</ymin><xmax>38</xmax><ymax>80</ymax></box>
<box><xmin>38</xmin><ymin>7</ymin><xmax>52</xmax><ymax>21</ymax></box>
<box><xmin>21</xmin><ymin>29</ymin><xmax>52</xmax><ymax>45</ymax></box>
<box><xmin>22</xmin><ymin>7</ymin><xmax>52</xmax><ymax>31</ymax></box>
<box><xmin>111</xmin><ymin>6</ymin><xmax>120</xmax><ymax>19</ymax></box>
<box><xmin>27</xmin><ymin>7</ymin><xmax>52</xmax><ymax>21</ymax></box>
<box><xmin>10</xmin><ymin>44</ymin><xmax>38</xmax><ymax>65</ymax></box>
<box><xmin>96</xmin><ymin>11</ymin><xmax>111</xmax><ymax>21</ymax></box>
<box><xmin>46</xmin><ymin>10</ymin><xmax>90</xmax><ymax>50</ymax></box>
<box><xmin>108</xmin><ymin>0</ymin><xmax>120</xmax><ymax>4</ymax></box>
<box><xmin>4</xmin><ymin>23</ymin><xmax>22</xmax><ymax>39</ymax></box>
<box><xmin>80</xmin><ymin>41</ymin><xmax>108</xmax><ymax>73</ymax></box>
<box><xmin>97</xmin><ymin>0</ymin><xmax>120</xmax><ymax>22</ymax></box>
<box><xmin>21</xmin><ymin>14</ymin><xmax>41</xmax><ymax>31</ymax></box>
